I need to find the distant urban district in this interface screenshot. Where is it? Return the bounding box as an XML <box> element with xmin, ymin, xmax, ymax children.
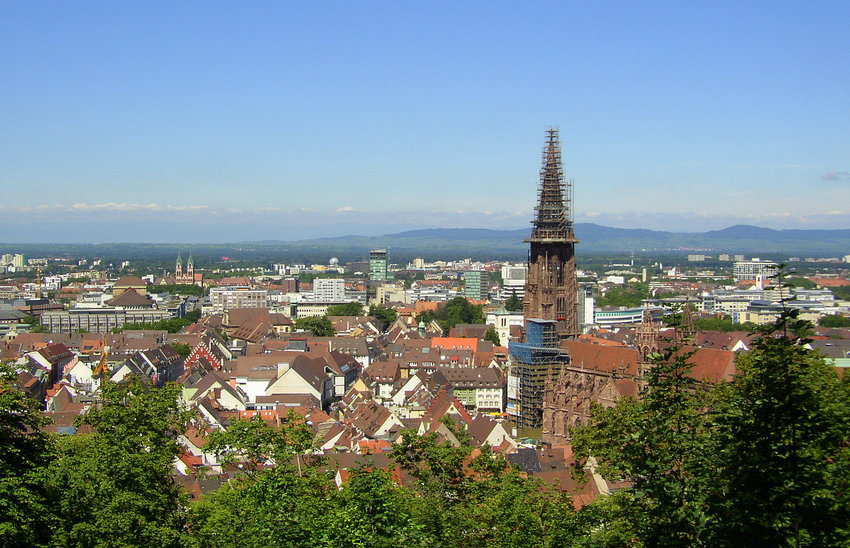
<box><xmin>2</xmin><ymin>133</ymin><xmax>849</xmax><ymax>545</ymax></box>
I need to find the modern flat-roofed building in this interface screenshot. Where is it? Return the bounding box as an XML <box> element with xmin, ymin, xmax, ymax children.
<box><xmin>209</xmin><ymin>286</ymin><xmax>267</xmax><ymax>313</ymax></box>
<box><xmin>369</xmin><ymin>249</ymin><xmax>389</xmax><ymax>282</ymax></box>
<box><xmin>295</xmin><ymin>301</ymin><xmax>350</xmax><ymax>318</ymax></box>
<box><xmin>733</xmin><ymin>258</ymin><xmax>778</xmax><ymax>282</ymax></box>
<box><xmin>463</xmin><ymin>270</ymin><xmax>488</xmax><ymax>301</ymax></box>
<box><xmin>313</xmin><ymin>278</ymin><xmax>346</xmax><ymax>302</ymax></box>
<box><xmin>368</xmin><ymin>249</ymin><xmax>389</xmax><ymax>304</ymax></box>
<box><xmin>594</xmin><ymin>306</ymin><xmax>660</xmax><ymax>328</ymax></box>
<box><xmin>501</xmin><ymin>263</ymin><xmax>527</xmax><ymax>301</ymax></box>
<box><xmin>40</xmin><ymin>308</ymin><xmax>172</xmax><ymax>334</ymax></box>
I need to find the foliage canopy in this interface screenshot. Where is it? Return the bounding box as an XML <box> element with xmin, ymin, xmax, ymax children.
<box><xmin>294</xmin><ymin>315</ymin><xmax>336</xmax><ymax>336</ymax></box>
<box><xmin>573</xmin><ymin>310</ymin><xmax>850</xmax><ymax>546</ymax></box>
<box><xmin>326</xmin><ymin>302</ymin><xmax>365</xmax><ymax>317</ymax></box>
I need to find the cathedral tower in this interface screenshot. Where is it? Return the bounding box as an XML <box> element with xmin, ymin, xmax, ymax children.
<box><xmin>523</xmin><ymin>128</ymin><xmax>579</xmax><ymax>339</ymax></box>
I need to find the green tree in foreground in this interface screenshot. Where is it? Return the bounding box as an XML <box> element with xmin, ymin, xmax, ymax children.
<box><xmin>0</xmin><ymin>365</ymin><xmax>54</xmax><ymax>547</ymax></box>
<box><xmin>572</xmin><ymin>343</ymin><xmax>715</xmax><ymax>546</ymax></box>
<box><xmin>205</xmin><ymin>413</ymin><xmax>313</xmax><ymax>475</ymax></box>
<box><xmin>190</xmin><ymin>412</ymin><xmax>334</xmax><ymax>547</ymax></box>
<box><xmin>573</xmin><ymin>309</ymin><xmax>850</xmax><ymax>546</ymax></box>
<box><xmin>709</xmin><ymin>312</ymin><xmax>850</xmax><ymax>546</ymax></box>
<box><xmin>391</xmin><ymin>418</ymin><xmax>579</xmax><ymax>547</ymax></box>
<box><xmin>190</xmin><ymin>460</ymin><xmax>335</xmax><ymax>547</ymax></box>
<box><xmin>192</xmin><ymin>413</ymin><xmax>587</xmax><ymax>547</ymax></box>
<box><xmin>46</xmin><ymin>378</ymin><xmax>191</xmax><ymax>547</ymax></box>
<box><xmin>322</xmin><ymin>466</ymin><xmax>425</xmax><ymax>547</ymax></box>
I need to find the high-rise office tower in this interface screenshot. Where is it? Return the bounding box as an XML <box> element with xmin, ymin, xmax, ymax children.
<box><xmin>369</xmin><ymin>249</ymin><xmax>388</xmax><ymax>282</ymax></box>
<box><xmin>463</xmin><ymin>270</ymin><xmax>488</xmax><ymax>301</ymax></box>
<box><xmin>368</xmin><ymin>249</ymin><xmax>389</xmax><ymax>304</ymax></box>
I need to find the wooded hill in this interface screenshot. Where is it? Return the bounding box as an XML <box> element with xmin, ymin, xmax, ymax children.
<box><xmin>4</xmin><ymin>224</ymin><xmax>850</xmax><ymax>265</ymax></box>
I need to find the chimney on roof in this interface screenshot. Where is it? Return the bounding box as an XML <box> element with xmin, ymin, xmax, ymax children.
<box><xmin>277</xmin><ymin>362</ymin><xmax>290</xmax><ymax>377</ymax></box>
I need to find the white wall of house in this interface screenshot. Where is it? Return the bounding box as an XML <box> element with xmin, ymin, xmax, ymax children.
<box><xmin>66</xmin><ymin>359</ymin><xmax>94</xmax><ymax>387</ymax></box>
<box><xmin>475</xmin><ymin>387</ymin><xmax>505</xmax><ymax>411</ymax></box>
<box><xmin>478</xmin><ymin>421</ymin><xmax>515</xmax><ymax>448</ymax></box>
<box><xmin>233</xmin><ymin>375</ymin><xmax>273</xmax><ymax>404</ymax></box>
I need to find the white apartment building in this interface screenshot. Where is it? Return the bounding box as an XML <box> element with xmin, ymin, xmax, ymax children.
<box><xmin>295</xmin><ymin>301</ymin><xmax>348</xmax><ymax>318</ymax></box>
<box><xmin>209</xmin><ymin>286</ymin><xmax>267</xmax><ymax>313</ymax></box>
<box><xmin>1</xmin><ymin>254</ymin><xmax>26</xmax><ymax>268</ymax></box>
<box><xmin>313</xmin><ymin>278</ymin><xmax>346</xmax><ymax>301</ymax></box>
<box><xmin>501</xmin><ymin>263</ymin><xmax>527</xmax><ymax>300</ymax></box>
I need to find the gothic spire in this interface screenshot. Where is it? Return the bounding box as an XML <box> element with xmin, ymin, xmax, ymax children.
<box><xmin>528</xmin><ymin>127</ymin><xmax>576</xmax><ymax>243</ymax></box>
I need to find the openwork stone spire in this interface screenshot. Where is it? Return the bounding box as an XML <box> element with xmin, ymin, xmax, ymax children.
<box><xmin>530</xmin><ymin>128</ymin><xmax>575</xmax><ymax>241</ymax></box>
<box><xmin>523</xmin><ymin>128</ymin><xmax>579</xmax><ymax>339</ymax></box>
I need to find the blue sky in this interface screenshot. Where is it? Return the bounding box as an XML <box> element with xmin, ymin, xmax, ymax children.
<box><xmin>2</xmin><ymin>2</ymin><xmax>849</xmax><ymax>242</ymax></box>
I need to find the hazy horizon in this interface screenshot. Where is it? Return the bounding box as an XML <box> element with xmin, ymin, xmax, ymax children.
<box><xmin>2</xmin><ymin>219</ymin><xmax>849</xmax><ymax>246</ymax></box>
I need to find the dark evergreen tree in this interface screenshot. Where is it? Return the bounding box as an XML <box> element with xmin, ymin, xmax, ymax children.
<box><xmin>504</xmin><ymin>290</ymin><xmax>523</xmax><ymax>312</ymax></box>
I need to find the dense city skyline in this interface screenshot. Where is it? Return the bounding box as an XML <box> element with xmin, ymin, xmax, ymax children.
<box><xmin>2</xmin><ymin>2</ymin><xmax>849</xmax><ymax>242</ymax></box>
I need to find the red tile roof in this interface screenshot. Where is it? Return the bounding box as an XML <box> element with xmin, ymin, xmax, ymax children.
<box><xmin>431</xmin><ymin>337</ymin><xmax>479</xmax><ymax>352</ymax></box>
<box><xmin>685</xmin><ymin>347</ymin><xmax>737</xmax><ymax>383</ymax></box>
<box><xmin>560</xmin><ymin>340</ymin><xmax>639</xmax><ymax>377</ymax></box>
<box><xmin>809</xmin><ymin>277</ymin><xmax>850</xmax><ymax>287</ymax></box>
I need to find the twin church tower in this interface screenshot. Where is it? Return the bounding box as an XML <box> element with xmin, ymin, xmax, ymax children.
<box><xmin>173</xmin><ymin>253</ymin><xmax>203</xmax><ymax>286</ymax></box>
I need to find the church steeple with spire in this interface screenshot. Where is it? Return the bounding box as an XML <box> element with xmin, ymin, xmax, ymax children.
<box><xmin>171</xmin><ymin>252</ymin><xmax>202</xmax><ymax>286</ymax></box>
<box><xmin>523</xmin><ymin>128</ymin><xmax>580</xmax><ymax>339</ymax></box>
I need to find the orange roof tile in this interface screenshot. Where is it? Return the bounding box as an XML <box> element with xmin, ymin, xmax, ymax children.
<box><xmin>431</xmin><ymin>337</ymin><xmax>479</xmax><ymax>352</ymax></box>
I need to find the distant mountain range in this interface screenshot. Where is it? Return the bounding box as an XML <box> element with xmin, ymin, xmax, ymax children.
<box><xmin>4</xmin><ymin>224</ymin><xmax>849</xmax><ymax>264</ymax></box>
<box><xmin>251</xmin><ymin>223</ymin><xmax>850</xmax><ymax>259</ymax></box>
